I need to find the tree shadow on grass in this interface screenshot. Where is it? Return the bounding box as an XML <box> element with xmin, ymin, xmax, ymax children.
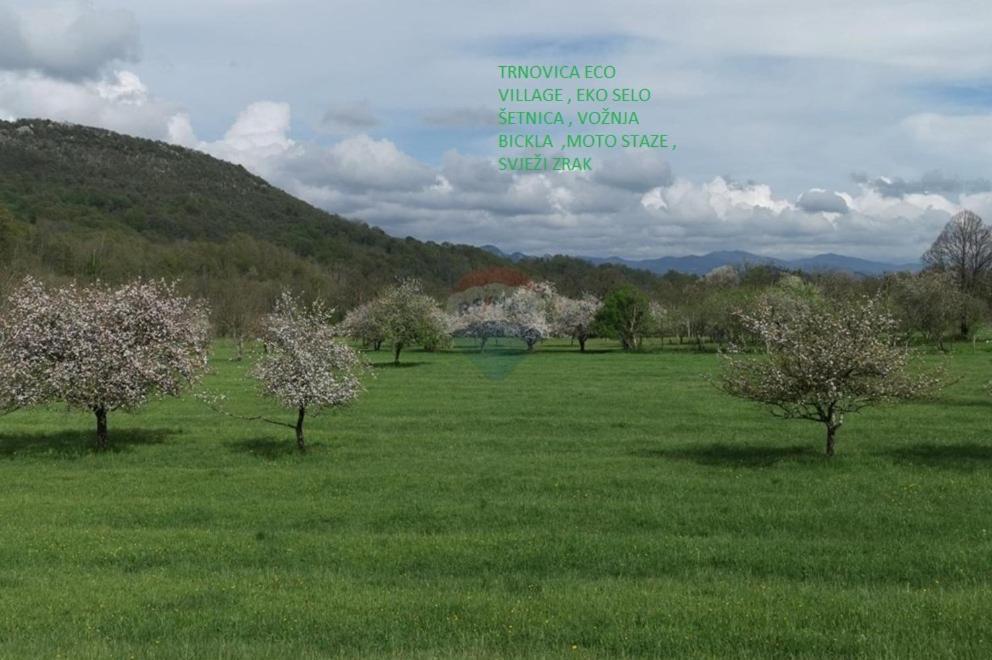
<box><xmin>635</xmin><ymin>443</ymin><xmax>822</xmax><ymax>467</ymax></box>
<box><xmin>931</xmin><ymin>398</ymin><xmax>992</xmax><ymax>409</ymax></box>
<box><xmin>528</xmin><ymin>347</ymin><xmax>614</xmax><ymax>356</ymax></box>
<box><xmin>882</xmin><ymin>443</ymin><xmax>992</xmax><ymax>470</ymax></box>
<box><xmin>0</xmin><ymin>428</ymin><xmax>176</xmax><ymax>459</ymax></box>
<box><xmin>466</xmin><ymin>352</ymin><xmax>531</xmax><ymax>360</ymax></box>
<box><xmin>450</xmin><ymin>340</ymin><xmax>530</xmax><ymax>357</ymax></box>
<box><xmin>369</xmin><ymin>361</ymin><xmax>427</xmax><ymax>369</ymax></box>
<box><xmin>225</xmin><ymin>436</ymin><xmax>322</xmax><ymax>459</ymax></box>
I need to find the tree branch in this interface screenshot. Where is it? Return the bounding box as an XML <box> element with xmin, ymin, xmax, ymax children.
<box><xmin>197</xmin><ymin>394</ymin><xmax>295</xmax><ymax>429</ymax></box>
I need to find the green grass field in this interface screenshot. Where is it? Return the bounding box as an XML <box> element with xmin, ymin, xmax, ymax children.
<box><xmin>1</xmin><ymin>339</ymin><xmax>991</xmax><ymax>658</ymax></box>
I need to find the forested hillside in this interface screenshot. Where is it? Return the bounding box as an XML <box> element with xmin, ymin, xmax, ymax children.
<box><xmin>0</xmin><ymin>119</ymin><xmax>661</xmax><ymax>322</ymax></box>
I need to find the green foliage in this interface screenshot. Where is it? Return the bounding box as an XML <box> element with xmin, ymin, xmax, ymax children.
<box><xmin>594</xmin><ymin>285</ymin><xmax>651</xmax><ymax>350</ymax></box>
<box><xmin>697</xmin><ymin>287</ymin><xmax>756</xmax><ymax>345</ymax></box>
<box><xmin>886</xmin><ymin>272</ymin><xmax>983</xmax><ymax>348</ymax></box>
<box><xmin>376</xmin><ymin>279</ymin><xmax>448</xmax><ymax>364</ymax></box>
<box><xmin>721</xmin><ymin>295</ymin><xmax>942</xmax><ymax>455</ymax></box>
<box><xmin>0</xmin><ymin>119</ymin><xmax>664</xmax><ymax>329</ymax></box>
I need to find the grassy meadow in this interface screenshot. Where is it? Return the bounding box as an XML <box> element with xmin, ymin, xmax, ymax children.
<box><xmin>0</xmin><ymin>338</ymin><xmax>991</xmax><ymax>658</ymax></box>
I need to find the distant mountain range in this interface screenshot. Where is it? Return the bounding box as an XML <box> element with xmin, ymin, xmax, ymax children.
<box><xmin>481</xmin><ymin>246</ymin><xmax>920</xmax><ymax>277</ymax></box>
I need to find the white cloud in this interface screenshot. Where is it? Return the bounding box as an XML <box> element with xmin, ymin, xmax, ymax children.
<box><xmin>132</xmin><ymin>100</ymin><xmax>965</xmax><ymax>261</ymax></box>
<box><xmin>226</xmin><ymin>101</ymin><xmax>292</xmax><ymax>149</ymax></box>
<box><xmin>0</xmin><ymin>61</ymin><xmax>970</xmax><ymax>262</ymax></box>
<box><xmin>94</xmin><ymin>70</ymin><xmax>148</xmax><ymax>104</ymax></box>
<box><xmin>1</xmin><ymin>0</ymin><xmax>989</xmax><ymax>263</ymax></box>
<box><xmin>0</xmin><ymin>69</ymin><xmax>182</xmax><ymax>140</ymax></box>
<box><xmin>166</xmin><ymin>113</ymin><xmax>198</xmax><ymax>147</ymax></box>
<box><xmin>171</xmin><ymin>103</ymin><xmax>436</xmax><ymax>195</ymax></box>
<box><xmin>174</xmin><ymin>102</ymin><xmax>959</xmax><ymax>260</ymax></box>
<box><xmin>0</xmin><ymin>2</ymin><xmax>140</xmax><ymax>80</ymax></box>
<box><xmin>796</xmin><ymin>189</ymin><xmax>849</xmax><ymax>214</ymax></box>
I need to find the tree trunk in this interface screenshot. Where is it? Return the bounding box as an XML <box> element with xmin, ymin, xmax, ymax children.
<box><xmin>825</xmin><ymin>423</ymin><xmax>838</xmax><ymax>457</ymax></box>
<box><xmin>234</xmin><ymin>334</ymin><xmax>244</xmax><ymax>361</ymax></box>
<box><xmin>295</xmin><ymin>407</ymin><xmax>306</xmax><ymax>451</ymax></box>
<box><xmin>578</xmin><ymin>336</ymin><xmax>586</xmax><ymax>352</ymax></box>
<box><xmin>94</xmin><ymin>405</ymin><xmax>109</xmax><ymax>450</ymax></box>
<box><xmin>393</xmin><ymin>342</ymin><xmax>403</xmax><ymax>365</ymax></box>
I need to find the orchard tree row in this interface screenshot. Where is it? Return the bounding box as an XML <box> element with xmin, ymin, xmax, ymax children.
<box><xmin>0</xmin><ymin>271</ymin><xmax>957</xmax><ymax>459</ymax></box>
<box><xmin>0</xmin><ymin>210</ymin><xmax>990</xmax><ymax>456</ymax></box>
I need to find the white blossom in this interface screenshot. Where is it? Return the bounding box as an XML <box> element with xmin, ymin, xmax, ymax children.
<box><xmin>451</xmin><ymin>298</ymin><xmax>515</xmax><ymax>351</ymax></box>
<box><xmin>369</xmin><ymin>279</ymin><xmax>448</xmax><ymax>364</ymax></box>
<box><xmin>451</xmin><ymin>280</ymin><xmax>558</xmax><ymax>352</ymax></box>
<box><xmin>720</xmin><ymin>293</ymin><xmax>942</xmax><ymax>456</ymax></box>
<box><xmin>252</xmin><ymin>291</ymin><xmax>368</xmax><ymax>450</ymax></box>
<box><xmin>553</xmin><ymin>293</ymin><xmax>602</xmax><ymax>351</ymax></box>
<box><xmin>502</xmin><ymin>281</ymin><xmax>555</xmax><ymax>351</ymax></box>
<box><xmin>336</xmin><ymin>300</ymin><xmax>387</xmax><ymax>351</ymax></box>
<box><xmin>0</xmin><ymin>277</ymin><xmax>210</xmax><ymax>448</ymax></box>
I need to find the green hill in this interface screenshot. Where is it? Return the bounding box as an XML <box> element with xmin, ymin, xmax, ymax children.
<box><xmin>0</xmin><ymin>118</ymin><xmax>662</xmax><ymax>322</ymax></box>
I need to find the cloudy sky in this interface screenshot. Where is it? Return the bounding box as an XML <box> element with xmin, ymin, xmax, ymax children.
<box><xmin>2</xmin><ymin>0</ymin><xmax>992</xmax><ymax>261</ymax></box>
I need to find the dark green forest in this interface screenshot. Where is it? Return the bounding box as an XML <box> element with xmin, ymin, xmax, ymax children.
<box><xmin>0</xmin><ymin>119</ymin><xmax>661</xmax><ymax>328</ymax></box>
